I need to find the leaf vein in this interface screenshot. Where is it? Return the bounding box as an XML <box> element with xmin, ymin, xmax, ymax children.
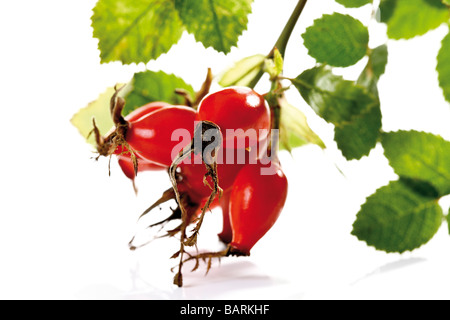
<box><xmin>102</xmin><ymin>1</ymin><xmax>156</xmax><ymax>60</ymax></box>
<box><xmin>208</xmin><ymin>0</ymin><xmax>226</xmax><ymax>52</ymax></box>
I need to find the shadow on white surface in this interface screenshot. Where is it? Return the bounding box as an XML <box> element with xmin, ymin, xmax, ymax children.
<box><xmin>123</xmin><ymin>258</ymin><xmax>294</xmax><ymax>300</ymax></box>
<box><xmin>350</xmin><ymin>257</ymin><xmax>426</xmax><ymax>287</ymax></box>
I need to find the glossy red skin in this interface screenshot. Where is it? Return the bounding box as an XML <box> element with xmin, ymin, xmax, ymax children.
<box><xmin>117</xmin><ymin>155</ymin><xmax>166</xmax><ymax>181</ymax></box>
<box><xmin>106</xmin><ymin>102</ymin><xmax>168</xmax><ymax>142</ymax></box>
<box><xmin>229</xmin><ymin>161</ymin><xmax>288</xmax><ymax>255</ymax></box>
<box><xmin>218</xmin><ymin>190</ymin><xmax>232</xmax><ymax>244</ymax></box>
<box><xmin>125</xmin><ymin>101</ymin><xmax>170</xmax><ymax>122</ymax></box>
<box><xmin>197</xmin><ymin>87</ymin><xmax>270</xmax><ymax>149</ymax></box>
<box><xmin>126</xmin><ymin>106</ymin><xmax>197</xmax><ymax>167</ymax></box>
<box><xmin>113</xmin><ymin>102</ymin><xmax>170</xmax><ymax>179</ymax></box>
<box><xmin>177</xmin><ymin>147</ymin><xmax>259</xmax><ymax>201</ymax></box>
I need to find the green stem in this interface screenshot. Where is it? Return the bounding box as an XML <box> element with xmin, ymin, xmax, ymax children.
<box><xmin>249</xmin><ymin>0</ymin><xmax>308</xmax><ymax>89</ymax></box>
<box><xmin>265</xmin><ymin>80</ymin><xmax>282</xmax><ymax>162</ymax></box>
<box><xmin>274</xmin><ymin>0</ymin><xmax>308</xmax><ymax>58</ymax></box>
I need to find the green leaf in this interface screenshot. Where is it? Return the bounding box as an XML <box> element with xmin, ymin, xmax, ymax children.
<box><xmin>379</xmin><ymin>0</ymin><xmax>449</xmax><ymax>40</ymax></box>
<box><xmin>357</xmin><ymin>44</ymin><xmax>388</xmax><ymax>96</ymax></box>
<box><xmin>336</xmin><ymin>0</ymin><xmax>372</xmax><ymax>8</ymax></box>
<box><xmin>366</xmin><ymin>44</ymin><xmax>388</xmax><ymax>80</ymax></box>
<box><xmin>92</xmin><ymin>0</ymin><xmax>184</xmax><ymax>64</ymax></box>
<box><xmin>333</xmin><ymin>45</ymin><xmax>387</xmax><ymax>159</ymax></box>
<box><xmin>443</xmin><ymin>0</ymin><xmax>450</xmax><ymax>5</ymax></box>
<box><xmin>71</xmin><ymin>86</ymin><xmax>129</xmax><ymax>146</ymax></box>
<box><xmin>378</xmin><ymin>0</ymin><xmax>396</xmax><ymax>23</ymax></box>
<box><xmin>333</xmin><ymin>46</ymin><xmax>387</xmax><ymax>160</ymax></box>
<box><xmin>399</xmin><ymin>177</ymin><xmax>440</xmax><ymax>199</ymax></box>
<box><xmin>334</xmin><ymin>102</ymin><xmax>382</xmax><ymax>160</ymax></box>
<box><xmin>71</xmin><ymin>71</ymin><xmax>194</xmax><ymax>145</ymax></box>
<box><xmin>218</xmin><ymin>54</ymin><xmax>266</xmax><ymax>87</ymax></box>
<box><xmin>174</xmin><ymin>0</ymin><xmax>252</xmax><ymax>54</ymax></box>
<box><xmin>278</xmin><ymin>97</ymin><xmax>325</xmax><ymax>152</ymax></box>
<box><xmin>293</xmin><ymin>66</ymin><xmax>378</xmax><ymax>124</ymax></box>
<box><xmin>352</xmin><ymin>180</ymin><xmax>444</xmax><ymax>253</ymax></box>
<box><xmin>382</xmin><ymin>130</ymin><xmax>450</xmax><ymax>196</ymax></box>
<box><xmin>293</xmin><ymin>66</ymin><xmax>381</xmax><ymax>160</ymax></box>
<box><xmin>123</xmin><ymin>70</ymin><xmax>195</xmax><ymax>115</ymax></box>
<box><xmin>302</xmin><ymin>13</ymin><xmax>369</xmax><ymax>67</ymax></box>
<box><xmin>437</xmin><ymin>31</ymin><xmax>450</xmax><ymax>103</ymax></box>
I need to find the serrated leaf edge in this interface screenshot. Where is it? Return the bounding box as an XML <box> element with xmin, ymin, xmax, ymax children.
<box><xmin>381</xmin><ymin>130</ymin><xmax>450</xmax><ymax>193</ymax></box>
<box><xmin>301</xmin><ymin>13</ymin><xmax>369</xmax><ymax>67</ymax></box>
<box><xmin>351</xmin><ymin>180</ymin><xmax>444</xmax><ymax>253</ymax></box>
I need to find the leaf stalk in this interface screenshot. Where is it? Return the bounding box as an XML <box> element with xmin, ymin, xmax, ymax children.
<box><xmin>249</xmin><ymin>0</ymin><xmax>308</xmax><ymax>89</ymax></box>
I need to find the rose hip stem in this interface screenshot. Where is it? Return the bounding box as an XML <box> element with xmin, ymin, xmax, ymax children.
<box><xmin>169</xmin><ymin>120</ymin><xmax>223</xmax><ymax>287</ymax></box>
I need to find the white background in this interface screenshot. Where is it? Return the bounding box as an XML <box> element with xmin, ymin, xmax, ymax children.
<box><xmin>1</xmin><ymin>0</ymin><xmax>450</xmax><ymax>300</ymax></box>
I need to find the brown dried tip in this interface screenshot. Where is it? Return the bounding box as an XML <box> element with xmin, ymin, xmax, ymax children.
<box><xmin>173</xmin><ymin>272</ymin><xmax>183</xmax><ymax>287</ymax></box>
<box><xmin>178</xmin><ymin>245</ymin><xmax>250</xmax><ymax>277</ymax></box>
<box><xmin>91</xmin><ymin>86</ymin><xmax>141</xmax><ymax>177</ymax></box>
<box><xmin>194</xmin><ymin>68</ymin><xmax>213</xmax><ymax>107</ymax></box>
<box><xmin>168</xmin><ymin>120</ymin><xmax>224</xmax><ymax>287</ymax></box>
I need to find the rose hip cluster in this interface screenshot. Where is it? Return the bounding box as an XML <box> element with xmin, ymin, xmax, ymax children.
<box><xmin>94</xmin><ymin>86</ymin><xmax>288</xmax><ymax>286</ymax></box>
